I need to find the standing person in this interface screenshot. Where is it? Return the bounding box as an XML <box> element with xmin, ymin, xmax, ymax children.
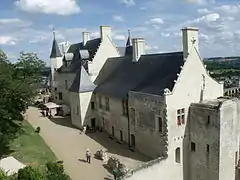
<box><xmin>86</xmin><ymin>149</ymin><xmax>91</xmax><ymax>164</ymax></box>
<box><xmin>113</xmin><ymin>168</ymin><xmax>118</xmax><ymax>180</ymax></box>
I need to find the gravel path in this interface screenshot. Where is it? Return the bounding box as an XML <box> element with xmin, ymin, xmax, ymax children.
<box><xmin>26</xmin><ymin>107</ymin><xmax>149</xmax><ymax>180</ymax></box>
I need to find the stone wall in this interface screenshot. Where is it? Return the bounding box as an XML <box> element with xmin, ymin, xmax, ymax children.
<box><xmin>128</xmin><ymin>92</ymin><xmax>167</xmax><ymax>158</ymax></box>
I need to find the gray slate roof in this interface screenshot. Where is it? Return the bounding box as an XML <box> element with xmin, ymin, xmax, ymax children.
<box><xmin>50</xmin><ymin>38</ymin><xmax>62</xmax><ymax>58</ymax></box>
<box><xmin>69</xmin><ymin>66</ymin><xmax>96</xmax><ymax>93</ymax></box>
<box><xmin>57</xmin><ymin>38</ymin><xmax>101</xmax><ymax>73</ymax></box>
<box><xmin>94</xmin><ymin>52</ymin><xmax>184</xmax><ymax>99</ymax></box>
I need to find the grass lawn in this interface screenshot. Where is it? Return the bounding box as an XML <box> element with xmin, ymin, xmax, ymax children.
<box><xmin>9</xmin><ymin>120</ymin><xmax>57</xmax><ymax>167</ymax></box>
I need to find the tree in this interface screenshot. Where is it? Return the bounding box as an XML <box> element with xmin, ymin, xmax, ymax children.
<box><xmin>45</xmin><ymin>162</ymin><xmax>70</xmax><ymax>180</ymax></box>
<box><xmin>17</xmin><ymin>166</ymin><xmax>44</xmax><ymax>180</ymax></box>
<box><xmin>0</xmin><ymin>50</ymin><xmax>46</xmax><ymax>157</ymax></box>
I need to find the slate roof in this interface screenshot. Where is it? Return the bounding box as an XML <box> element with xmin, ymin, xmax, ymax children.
<box><xmin>57</xmin><ymin>38</ymin><xmax>101</xmax><ymax>73</ymax></box>
<box><xmin>94</xmin><ymin>52</ymin><xmax>184</xmax><ymax>99</ymax></box>
<box><xmin>50</xmin><ymin>38</ymin><xmax>62</xmax><ymax>58</ymax></box>
<box><xmin>69</xmin><ymin>66</ymin><xmax>96</xmax><ymax>93</ymax></box>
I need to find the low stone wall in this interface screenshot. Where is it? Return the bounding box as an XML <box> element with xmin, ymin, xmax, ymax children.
<box><xmin>122</xmin><ymin>156</ymin><xmax>167</xmax><ymax>179</ymax></box>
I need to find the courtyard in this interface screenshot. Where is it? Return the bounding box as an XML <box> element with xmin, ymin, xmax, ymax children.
<box><xmin>26</xmin><ymin>106</ymin><xmax>150</xmax><ymax>180</ymax></box>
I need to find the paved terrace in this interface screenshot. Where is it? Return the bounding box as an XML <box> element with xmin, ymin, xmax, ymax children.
<box><xmin>26</xmin><ymin>107</ymin><xmax>150</xmax><ymax>180</ymax></box>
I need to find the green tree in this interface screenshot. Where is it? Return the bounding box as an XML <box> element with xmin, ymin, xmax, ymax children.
<box><xmin>0</xmin><ymin>50</ymin><xmax>46</xmax><ymax>157</ymax></box>
<box><xmin>45</xmin><ymin>162</ymin><xmax>70</xmax><ymax>180</ymax></box>
<box><xmin>17</xmin><ymin>166</ymin><xmax>44</xmax><ymax>180</ymax></box>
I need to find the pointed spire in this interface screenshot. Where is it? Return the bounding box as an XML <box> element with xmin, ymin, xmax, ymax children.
<box><xmin>50</xmin><ymin>28</ymin><xmax>62</xmax><ymax>58</ymax></box>
<box><xmin>126</xmin><ymin>29</ymin><xmax>131</xmax><ymax>47</ymax></box>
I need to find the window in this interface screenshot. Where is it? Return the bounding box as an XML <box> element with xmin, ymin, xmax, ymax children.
<box><xmin>122</xmin><ymin>100</ymin><xmax>128</xmax><ymax>116</ymax></box>
<box><xmin>207</xmin><ymin>115</ymin><xmax>210</xmax><ymax>125</ymax></box>
<box><xmin>65</xmin><ymin>80</ymin><xmax>68</xmax><ymax>90</ymax></box>
<box><xmin>206</xmin><ymin>144</ymin><xmax>210</xmax><ymax>154</ymax></box>
<box><xmin>175</xmin><ymin>147</ymin><xmax>181</xmax><ymax>163</ymax></box>
<box><xmin>76</xmin><ymin>105</ymin><xmax>79</xmax><ymax>115</ymax></box>
<box><xmin>131</xmin><ymin>108</ymin><xmax>136</xmax><ymax>125</ymax></box>
<box><xmin>91</xmin><ymin>102</ymin><xmax>95</xmax><ymax>110</ymax></box>
<box><xmin>54</xmin><ymin>87</ymin><xmax>57</xmax><ymax>91</ymax></box>
<box><xmin>158</xmin><ymin>117</ymin><xmax>163</xmax><ymax>133</ymax></box>
<box><xmin>59</xmin><ymin>92</ymin><xmax>63</xmax><ymax>100</ymax></box>
<box><xmin>191</xmin><ymin>142</ymin><xmax>196</xmax><ymax>152</ymax></box>
<box><xmin>98</xmin><ymin>95</ymin><xmax>102</xmax><ymax>109</ymax></box>
<box><xmin>177</xmin><ymin>108</ymin><xmax>185</xmax><ymax>126</ymax></box>
<box><xmin>105</xmin><ymin>97</ymin><xmax>110</xmax><ymax>111</ymax></box>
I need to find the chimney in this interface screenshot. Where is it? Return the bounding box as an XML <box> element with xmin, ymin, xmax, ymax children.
<box><xmin>82</xmin><ymin>32</ymin><xmax>91</xmax><ymax>46</ymax></box>
<box><xmin>100</xmin><ymin>26</ymin><xmax>112</xmax><ymax>40</ymax></box>
<box><xmin>132</xmin><ymin>38</ymin><xmax>145</xmax><ymax>62</ymax></box>
<box><xmin>182</xmin><ymin>27</ymin><xmax>199</xmax><ymax>59</ymax></box>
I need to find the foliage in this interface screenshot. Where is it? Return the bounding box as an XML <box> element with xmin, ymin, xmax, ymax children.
<box><xmin>0</xmin><ymin>50</ymin><xmax>46</xmax><ymax>157</ymax></box>
<box><xmin>0</xmin><ymin>168</ymin><xmax>9</xmax><ymax>180</ymax></box>
<box><xmin>45</xmin><ymin>162</ymin><xmax>70</xmax><ymax>180</ymax></box>
<box><xmin>17</xmin><ymin>166</ymin><xmax>44</xmax><ymax>180</ymax></box>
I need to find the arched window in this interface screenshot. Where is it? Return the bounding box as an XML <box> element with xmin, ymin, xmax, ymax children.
<box><xmin>175</xmin><ymin>147</ymin><xmax>181</xmax><ymax>163</ymax></box>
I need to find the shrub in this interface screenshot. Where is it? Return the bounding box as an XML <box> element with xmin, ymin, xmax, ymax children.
<box><xmin>0</xmin><ymin>168</ymin><xmax>9</xmax><ymax>180</ymax></box>
<box><xmin>45</xmin><ymin>162</ymin><xmax>70</xmax><ymax>180</ymax></box>
<box><xmin>17</xmin><ymin>166</ymin><xmax>44</xmax><ymax>180</ymax></box>
<box><xmin>35</xmin><ymin>127</ymin><xmax>41</xmax><ymax>133</ymax></box>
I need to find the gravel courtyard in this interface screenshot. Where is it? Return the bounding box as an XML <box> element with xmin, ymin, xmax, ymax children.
<box><xmin>26</xmin><ymin>107</ymin><xmax>149</xmax><ymax>180</ymax></box>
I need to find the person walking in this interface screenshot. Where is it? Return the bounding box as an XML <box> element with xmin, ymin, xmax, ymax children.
<box><xmin>113</xmin><ymin>168</ymin><xmax>119</xmax><ymax>180</ymax></box>
<box><xmin>86</xmin><ymin>149</ymin><xmax>91</xmax><ymax>164</ymax></box>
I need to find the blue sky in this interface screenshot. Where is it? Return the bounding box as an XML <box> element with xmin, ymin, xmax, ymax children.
<box><xmin>0</xmin><ymin>0</ymin><xmax>240</xmax><ymax>65</ymax></box>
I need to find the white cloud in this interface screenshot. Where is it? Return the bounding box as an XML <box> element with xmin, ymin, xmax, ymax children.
<box><xmin>15</xmin><ymin>0</ymin><xmax>81</xmax><ymax>15</ymax></box>
<box><xmin>146</xmin><ymin>17</ymin><xmax>164</xmax><ymax>25</ymax></box>
<box><xmin>183</xmin><ymin>0</ymin><xmax>215</xmax><ymax>5</ymax></box>
<box><xmin>198</xmin><ymin>8</ymin><xmax>211</xmax><ymax>14</ymax></box>
<box><xmin>0</xmin><ymin>18</ymin><xmax>31</xmax><ymax>27</ymax></box>
<box><xmin>0</xmin><ymin>36</ymin><xmax>17</xmax><ymax>45</ymax></box>
<box><xmin>112</xmin><ymin>15</ymin><xmax>124</xmax><ymax>22</ymax></box>
<box><xmin>113</xmin><ymin>34</ymin><xmax>126</xmax><ymax>41</ymax></box>
<box><xmin>215</xmin><ymin>5</ymin><xmax>240</xmax><ymax>14</ymax></box>
<box><xmin>120</xmin><ymin>0</ymin><xmax>135</xmax><ymax>7</ymax></box>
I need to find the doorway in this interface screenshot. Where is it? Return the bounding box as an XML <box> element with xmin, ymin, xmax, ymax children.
<box><xmin>120</xmin><ymin>130</ymin><xmax>123</xmax><ymax>142</ymax></box>
<box><xmin>131</xmin><ymin>134</ymin><xmax>135</xmax><ymax>147</ymax></box>
<box><xmin>91</xmin><ymin>118</ymin><xmax>96</xmax><ymax>128</ymax></box>
<box><xmin>112</xmin><ymin>126</ymin><xmax>115</xmax><ymax>137</ymax></box>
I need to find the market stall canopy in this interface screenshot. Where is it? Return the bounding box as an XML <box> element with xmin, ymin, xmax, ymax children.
<box><xmin>44</xmin><ymin>102</ymin><xmax>60</xmax><ymax>109</ymax></box>
<box><xmin>0</xmin><ymin>156</ymin><xmax>26</xmax><ymax>176</ymax></box>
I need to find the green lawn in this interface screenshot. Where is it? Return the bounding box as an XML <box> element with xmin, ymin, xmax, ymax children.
<box><xmin>9</xmin><ymin>120</ymin><xmax>57</xmax><ymax>167</ymax></box>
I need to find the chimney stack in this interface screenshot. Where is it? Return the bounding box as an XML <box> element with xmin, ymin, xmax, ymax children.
<box><xmin>132</xmin><ymin>38</ymin><xmax>145</xmax><ymax>62</ymax></box>
<box><xmin>100</xmin><ymin>26</ymin><xmax>112</xmax><ymax>41</ymax></box>
<box><xmin>182</xmin><ymin>27</ymin><xmax>199</xmax><ymax>59</ymax></box>
<box><xmin>82</xmin><ymin>32</ymin><xmax>91</xmax><ymax>46</ymax></box>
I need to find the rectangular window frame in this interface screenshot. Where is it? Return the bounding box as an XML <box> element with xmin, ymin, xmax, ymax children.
<box><xmin>158</xmin><ymin>117</ymin><xmax>163</xmax><ymax>133</ymax></box>
<box><xmin>191</xmin><ymin>142</ymin><xmax>196</xmax><ymax>152</ymax></box>
<box><xmin>177</xmin><ymin>108</ymin><xmax>185</xmax><ymax>126</ymax></box>
<box><xmin>59</xmin><ymin>92</ymin><xmax>63</xmax><ymax>100</ymax></box>
<box><xmin>65</xmin><ymin>80</ymin><xmax>68</xmax><ymax>90</ymax></box>
<box><xmin>98</xmin><ymin>95</ymin><xmax>102</xmax><ymax>109</ymax></box>
<box><xmin>105</xmin><ymin>97</ymin><xmax>110</xmax><ymax>111</ymax></box>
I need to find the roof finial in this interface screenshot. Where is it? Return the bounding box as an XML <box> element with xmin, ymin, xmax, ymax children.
<box><xmin>128</xmin><ymin>29</ymin><xmax>131</xmax><ymax>38</ymax></box>
<box><xmin>126</xmin><ymin>29</ymin><xmax>131</xmax><ymax>47</ymax></box>
<box><xmin>53</xmin><ymin>28</ymin><xmax>56</xmax><ymax>39</ymax></box>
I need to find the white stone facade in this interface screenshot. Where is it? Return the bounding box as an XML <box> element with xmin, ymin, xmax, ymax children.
<box><xmin>50</xmin><ymin>25</ymin><xmax>239</xmax><ymax>180</ymax></box>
